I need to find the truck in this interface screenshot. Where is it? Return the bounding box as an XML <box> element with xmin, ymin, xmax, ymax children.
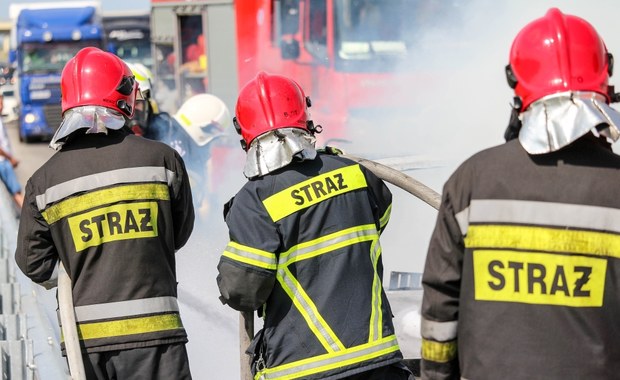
<box><xmin>103</xmin><ymin>10</ymin><xmax>153</xmax><ymax>70</ymax></box>
<box><xmin>150</xmin><ymin>0</ymin><xmax>426</xmax><ymax>150</ymax></box>
<box><xmin>9</xmin><ymin>1</ymin><xmax>104</xmax><ymax>143</ymax></box>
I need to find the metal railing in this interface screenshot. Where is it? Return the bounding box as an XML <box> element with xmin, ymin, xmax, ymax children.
<box><xmin>0</xmin><ymin>183</ymin><xmax>69</xmax><ymax>379</ymax></box>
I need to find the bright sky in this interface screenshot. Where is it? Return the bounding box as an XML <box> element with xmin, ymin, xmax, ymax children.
<box><xmin>3</xmin><ymin>0</ymin><xmax>150</xmax><ymax>20</ymax></box>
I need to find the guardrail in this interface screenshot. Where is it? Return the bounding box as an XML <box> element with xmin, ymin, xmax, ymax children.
<box><xmin>0</xmin><ymin>183</ymin><xmax>69</xmax><ymax>379</ymax></box>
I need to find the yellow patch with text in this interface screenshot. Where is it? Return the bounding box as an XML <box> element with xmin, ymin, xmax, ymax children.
<box><xmin>68</xmin><ymin>202</ymin><xmax>158</xmax><ymax>252</ymax></box>
<box><xmin>473</xmin><ymin>250</ymin><xmax>606</xmax><ymax>307</ymax></box>
<box><xmin>262</xmin><ymin>164</ymin><xmax>368</xmax><ymax>221</ymax></box>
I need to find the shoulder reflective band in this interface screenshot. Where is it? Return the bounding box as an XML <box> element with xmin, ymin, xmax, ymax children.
<box><xmin>262</xmin><ymin>164</ymin><xmax>368</xmax><ymax>222</ymax></box>
<box><xmin>36</xmin><ymin>166</ymin><xmax>176</xmax><ymax>211</ymax></box>
<box><xmin>256</xmin><ymin>335</ymin><xmax>399</xmax><ymax>380</ymax></box>
<box><xmin>42</xmin><ymin>183</ymin><xmax>169</xmax><ymax>225</ymax></box>
<box><xmin>421</xmin><ymin>338</ymin><xmax>457</xmax><ymax>363</ymax></box>
<box><xmin>279</xmin><ymin>224</ymin><xmax>378</xmax><ymax>265</ymax></box>
<box><xmin>222</xmin><ymin>241</ymin><xmax>277</xmax><ymax>270</ymax></box>
<box><xmin>473</xmin><ymin>249</ymin><xmax>606</xmax><ymax>307</ymax></box>
<box><xmin>456</xmin><ymin>199</ymin><xmax>620</xmax><ymax>236</ymax></box>
<box><xmin>465</xmin><ymin>224</ymin><xmax>620</xmax><ymax>259</ymax></box>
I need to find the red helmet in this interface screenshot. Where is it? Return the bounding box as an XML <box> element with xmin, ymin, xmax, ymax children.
<box><xmin>234</xmin><ymin>71</ymin><xmax>312</xmax><ymax>150</ymax></box>
<box><xmin>507</xmin><ymin>8</ymin><xmax>613</xmax><ymax>112</ymax></box>
<box><xmin>61</xmin><ymin>47</ymin><xmax>138</xmax><ymax>117</ymax></box>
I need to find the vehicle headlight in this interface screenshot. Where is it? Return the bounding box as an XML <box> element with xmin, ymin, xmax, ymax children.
<box><xmin>24</xmin><ymin>113</ymin><xmax>36</xmax><ymax>123</ymax></box>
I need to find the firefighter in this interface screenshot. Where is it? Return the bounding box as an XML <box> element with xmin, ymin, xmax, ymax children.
<box><xmin>127</xmin><ymin>61</ymin><xmax>232</xmax><ymax>217</ymax></box>
<box><xmin>170</xmin><ymin>93</ymin><xmax>234</xmax><ymax>217</ymax></box>
<box><xmin>125</xmin><ymin>62</ymin><xmax>159</xmax><ymax>138</ymax></box>
<box><xmin>216</xmin><ymin>71</ymin><xmax>413</xmax><ymax>380</ymax></box>
<box><xmin>420</xmin><ymin>8</ymin><xmax>620</xmax><ymax>379</ymax></box>
<box><xmin>14</xmin><ymin>47</ymin><xmax>195</xmax><ymax>379</ymax></box>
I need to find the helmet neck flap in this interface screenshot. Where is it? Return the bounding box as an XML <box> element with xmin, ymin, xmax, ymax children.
<box><xmin>243</xmin><ymin>128</ymin><xmax>317</xmax><ymax>179</ymax></box>
<box><xmin>518</xmin><ymin>91</ymin><xmax>620</xmax><ymax>154</ymax></box>
<box><xmin>49</xmin><ymin>106</ymin><xmax>127</xmax><ymax>151</ymax></box>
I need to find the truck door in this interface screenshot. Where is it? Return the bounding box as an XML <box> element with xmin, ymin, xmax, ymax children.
<box><xmin>176</xmin><ymin>12</ymin><xmax>208</xmax><ymax>105</ymax></box>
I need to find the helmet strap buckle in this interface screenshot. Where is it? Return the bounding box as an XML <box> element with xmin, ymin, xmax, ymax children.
<box><xmin>117</xmin><ymin>99</ymin><xmax>133</xmax><ymax>116</ymax></box>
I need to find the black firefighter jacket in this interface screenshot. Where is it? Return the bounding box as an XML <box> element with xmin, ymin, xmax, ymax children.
<box><xmin>421</xmin><ymin>135</ymin><xmax>620</xmax><ymax>380</ymax></box>
<box><xmin>217</xmin><ymin>152</ymin><xmax>405</xmax><ymax>380</ymax></box>
<box><xmin>15</xmin><ymin>129</ymin><xmax>195</xmax><ymax>353</ymax></box>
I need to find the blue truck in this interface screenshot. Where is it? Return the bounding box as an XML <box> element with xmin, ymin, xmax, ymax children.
<box><xmin>9</xmin><ymin>2</ymin><xmax>104</xmax><ymax>142</ymax></box>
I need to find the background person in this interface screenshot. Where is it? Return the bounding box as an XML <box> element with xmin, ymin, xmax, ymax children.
<box><xmin>420</xmin><ymin>8</ymin><xmax>620</xmax><ymax>379</ymax></box>
<box><xmin>0</xmin><ymin>92</ymin><xmax>23</xmax><ymax>209</ymax></box>
<box><xmin>15</xmin><ymin>47</ymin><xmax>195</xmax><ymax>380</ymax></box>
<box><xmin>127</xmin><ymin>63</ymin><xmax>234</xmax><ymax>218</ymax></box>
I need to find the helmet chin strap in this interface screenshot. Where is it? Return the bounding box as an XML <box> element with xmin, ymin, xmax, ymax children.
<box><xmin>607</xmin><ymin>85</ymin><xmax>620</xmax><ymax>103</ymax></box>
<box><xmin>504</xmin><ymin>97</ymin><xmax>523</xmax><ymax>142</ymax></box>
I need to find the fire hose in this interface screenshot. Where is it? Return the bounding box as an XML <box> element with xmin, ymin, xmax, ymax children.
<box><xmin>58</xmin><ymin>262</ymin><xmax>86</xmax><ymax>380</ymax></box>
<box><xmin>240</xmin><ymin>154</ymin><xmax>441</xmax><ymax>379</ymax></box>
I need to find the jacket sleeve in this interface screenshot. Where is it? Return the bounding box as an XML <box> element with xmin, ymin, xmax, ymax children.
<box><xmin>169</xmin><ymin>150</ymin><xmax>195</xmax><ymax>250</ymax></box>
<box><xmin>216</xmin><ymin>187</ymin><xmax>278</xmax><ymax>312</ymax></box>
<box><xmin>362</xmin><ymin>166</ymin><xmax>393</xmax><ymax>234</ymax></box>
<box><xmin>14</xmin><ymin>179</ymin><xmax>59</xmax><ymax>289</ymax></box>
<box><xmin>420</xmin><ymin>175</ymin><xmax>465</xmax><ymax>380</ymax></box>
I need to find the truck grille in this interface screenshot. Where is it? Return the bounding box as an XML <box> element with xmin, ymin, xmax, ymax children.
<box><xmin>43</xmin><ymin>104</ymin><xmax>63</xmax><ymax>131</ymax></box>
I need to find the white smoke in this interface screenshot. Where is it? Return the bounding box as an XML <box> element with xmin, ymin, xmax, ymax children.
<box><xmin>173</xmin><ymin>2</ymin><xmax>620</xmax><ymax>378</ymax></box>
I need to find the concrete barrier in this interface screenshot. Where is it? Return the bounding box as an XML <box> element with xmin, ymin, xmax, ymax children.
<box><xmin>0</xmin><ymin>183</ymin><xmax>68</xmax><ymax>379</ymax></box>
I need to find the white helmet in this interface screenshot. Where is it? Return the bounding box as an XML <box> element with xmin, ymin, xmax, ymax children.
<box><xmin>174</xmin><ymin>93</ymin><xmax>231</xmax><ymax>146</ymax></box>
<box><xmin>127</xmin><ymin>62</ymin><xmax>154</xmax><ymax>99</ymax></box>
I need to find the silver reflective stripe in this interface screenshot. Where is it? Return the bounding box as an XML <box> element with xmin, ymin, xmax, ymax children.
<box><xmin>278</xmin><ymin>267</ymin><xmax>342</xmax><ymax>352</ymax></box>
<box><xmin>36</xmin><ymin>166</ymin><xmax>176</xmax><ymax>210</ymax></box>
<box><xmin>275</xmin><ymin>225</ymin><xmax>379</xmax><ymax>353</ymax></box>
<box><xmin>421</xmin><ymin>318</ymin><xmax>458</xmax><ymax>341</ymax></box>
<box><xmin>369</xmin><ymin>239</ymin><xmax>382</xmax><ymax>341</ymax></box>
<box><xmin>261</xmin><ymin>336</ymin><xmax>399</xmax><ymax>379</ymax></box>
<box><xmin>73</xmin><ymin>296</ymin><xmax>179</xmax><ymax>322</ymax></box>
<box><xmin>455</xmin><ymin>206</ymin><xmax>470</xmax><ymax>235</ymax></box>
<box><xmin>379</xmin><ymin>203</ymin><xmax>392</xmax><ymax>230</ymax></box>
<box><xmin>223</xmin><ymin>242</ymin><xmax>277</xmax><ymax>269</ymax></box>
<box><xmin>469</xmin><ymin>199</ymin><xmax>620</xmax><ymax>232</ymax></box>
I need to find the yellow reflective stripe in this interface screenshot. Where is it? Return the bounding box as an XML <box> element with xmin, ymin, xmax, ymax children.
<box><xmin>222</xmin><ymin>242</ymin><xmax>277</xmax><ymax>270</ymax></box>
<box><xmin>61</xmin><ymin>314</ymin><xmax>183</xmax><ymax>342</ymax></box>
<box><xmin>368</xmin><ymin>239</ymin><xmax>383</xmax><ymax>341</ymax></box>
<box><xmin>278</xmin><ymin>267</ymin><xmax>345</xmax><ymax>353</ymax></box>
<box><xmin>379</xmin><ymin>203</ymin><xmax>391</xmax><ymax>230</ymax></box>
<box><xmin>465</xmin><ymin>225</ymin><xmax>620</xmax><ymax>258</ymax></box>
<box><xmin>421</xmin><ymin>338</ymin><xmax>457</xmax><ymax>363</ymax></box>
<box><xmin>262</xmin><ymin>164</ymin><xmax>368</xmax><ymax>222</ymax></box>
<box><xmin>42</xmin><ymin>183</ymin><xmax>170</xmax><ymax>225</ymax></box>
<box><xmin>257</xmin><ymin>335</ymin><xmax>400</xmax><ymax>380</ymax></box>
<box><xmin>279</xmin><ymin>224</ymin><xmax>378</xmax><ymax>266</ymax></box>
<box><xmin>36</xmin><ymin>166</ymin><xmax>175</xmax><ymax>210</ymax></box>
